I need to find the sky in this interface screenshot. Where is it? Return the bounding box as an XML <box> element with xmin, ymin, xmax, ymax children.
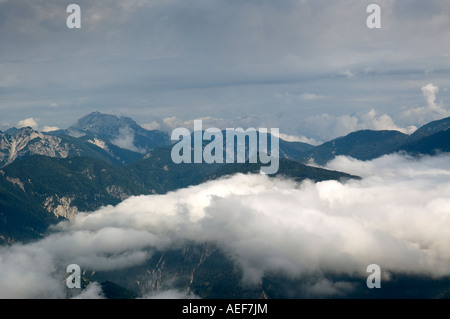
<box><xmin>1</xmin><ymin>0</ymin><xmax>450</xmax><ymax>142</ymax></box>
<box><xmin>2</xmin><ymin>152</ymin><xmax>450</xmax><ymax>298</ymax></box>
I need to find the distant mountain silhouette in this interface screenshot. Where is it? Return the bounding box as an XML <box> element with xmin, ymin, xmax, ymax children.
<box><xmin>298</xmin><ymin>116</ymin><xmax>450</xmax><ymax>165</ymax></box>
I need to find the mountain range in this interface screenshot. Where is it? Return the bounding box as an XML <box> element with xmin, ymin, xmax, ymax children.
<box><xmin>1</xmin><ymin>112</ymin><xmax>450</xmax><ymax>245</ymax></box>
<box><xmin>1</xmin><ymin>112</ymin><xmax>450</xmax><ymax>298</ymax></box>
<box><xmin>1</xmin><ymin>112</ymin><xmax>450</xmax><ymax>244</ymax></box>
<box><xmin>3</xmin><ymin>112</ymin><xmax>450</xmax><ymax>169</ymax></box>
<box><xmin>0</xmin><ymin>112</ymin><xmax>358</xmax><ymax>245</ymax></box>
<box><xmin>299</xmin><ymin>117</ymin><xmax>450</xmax><ymax>165</ymax></box>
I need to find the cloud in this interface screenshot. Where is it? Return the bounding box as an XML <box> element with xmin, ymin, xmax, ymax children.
<box><xmin>277</xmin><ymin>133</ymin><xmax>320</xmax><ymax>146</ymax></box>
<box><xmin>325</xmin><ymin>152</ymin><xmax>450</xmax><ymax>181</ymax></box>
<box><xmin>17</xmin><ymin>118</ymin><xmax>38</xmax><ymax>130</ymax></box>
<box><xmin>1</xmin><ymin>0</ymin><xmax>450</xmax><ymax>137</ymax></box>
<box><xmin>296</xmin><ymin>83</ymin><xmax>450</xmax><ymax>142</ymax></box>
<box><xmin>422</xmin><ymin>83</ymin><xmax>440</xmax><ymax>110</ymax></box>
<box><xmin>0</xmin><ymin>243</ymin><xmax>63</xmax><ymax>298</ymax></box>
<box><xmin>300</xmin><ymin>93</ymin><xmax>325</xmax><ymax>101</ymax></box>
<box><xmin>67</xmin><ymin>129</ymin><xmax>86</xmax><ymax>138</ymax></box>
<box><xmin>110</xmin><ymin>126</ymin><xmax>146</xmax><ymax>154</ymax></box>
<box><xmin>141</xmin><ymin>121</ymin><xmax>161</xmax><ymax>131</ymax></box>
<box><xmin>402</xmin><ymin>83</ymin><xmax>450</xmax><ymax>124</ymax></box>
<box><xmin>301</xmin><ymin>109</ymin><xmax>417</xmax><ymax>142</ymax></box>
<box><xmin>2</xmin><ymin>152</ymin><xmax>450</xmax><ymax>297</ymax></box>
<box><xmin>145</xmin><ymin>115</ymin><xmax>263</xmax><ymax>133</ymax></box>
<box><xmin>42</xmin><ymin>125</ymin><xmax>60</xmax><ymax>132</ymax></box>
<box><xmin>339</xmin><ymin>70</ymin><xmax>356</xmax><ymax>79</ymax></box>
<box><xmin>360</xmin><ymin>109</ymin><xmax>417</xmax><ymax>134</ymax></box>
<box><xmin>157</xmin><ymin>115</ymin><xmax>322</xmax><ymax>146</ymax></box>
<box><xmin>274</xmin><ymin>92</ymin><xmax>325</xmax><ymax>104</ymax></box>
<box><xmin>141</xmin><ymin>289</ymin><xmax>199</xmax><ymax>299</ymax></box>
<box><xmin>303</xmin><ymin>278</ymin><xmax>355</xmax><ymax>298</ymax></box>
<box><xmin>71</xmin><ymin>282</ymin><xmax>105</xmax><ymax>299</ymax></box>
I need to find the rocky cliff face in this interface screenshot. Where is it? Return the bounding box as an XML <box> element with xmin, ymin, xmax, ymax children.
<box><xmin>43</xmin><ymin>195</ymin><xmax>79</xmax><ymax>220</ymax></box>
<box><xmin>0</xmin><ymin>127</ymin><xmax>72</xmax><ymax>167</ymax></box>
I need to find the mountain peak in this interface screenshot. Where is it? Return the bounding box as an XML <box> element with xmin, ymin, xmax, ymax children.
<box><xmin>411</xmin><ymin>116</ymin><xmax>450</xmax><ymax>139</ymax></box>
<box><xmin>72</xmin><ymin>112</ymin><xmax>139</xmax><ymax>134</ymax></box>
<box><xmin>68</xmin><ymin>112</ymin><xmax>170</xmax><ymax>154</ymax></box>
<box><xmin>5</xmin><ymin>126</ymin><xmax>37</xmax><ymax>136</ymax></box>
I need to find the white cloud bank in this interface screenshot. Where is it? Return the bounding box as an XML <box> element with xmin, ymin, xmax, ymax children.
<box><xmin>2</xmin><ymin>152</ymin><xmax>450</xmax><ymax>298</ymax></box>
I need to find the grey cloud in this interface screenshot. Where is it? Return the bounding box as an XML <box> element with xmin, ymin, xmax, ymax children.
<box><xmin>1</xmin><ymin>0</ymin><xmax>450</xmax><ymax>133</ymax></box>
<box><xmin>0</xmin><ymin>243</ymin><xmax>63</xmax><ymax>298</ymax></box>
